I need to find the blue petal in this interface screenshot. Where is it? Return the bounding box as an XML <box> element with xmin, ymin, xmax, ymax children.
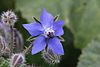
<box><xmin>53</xmin><ymin>20</ymin><xmax>64</xmax><ymax>36</ymax></box>
<box><xmin>40</xmin><ymin>8</ymin><xmax>53</xmax><ymax>28</ymax></box>
<box><xmin>22</xmin><ymin>22</ymin><xmax>43</xmax><ymax>36</ymax></box>
<box><xmin>32</xmin><ymin>36</ymin><xmax>46</xmax><ymax>55</ymax></box>
<box><xmin>48</xmin><ymin>37</ymin><xmax>64</xmax><ymax>55</ymax></box>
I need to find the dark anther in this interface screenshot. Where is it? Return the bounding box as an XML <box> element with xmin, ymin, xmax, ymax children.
<box><xmin>47</xmin><ymin>32</ymin><xmax>54</xmax><ymax>38</ymax></box>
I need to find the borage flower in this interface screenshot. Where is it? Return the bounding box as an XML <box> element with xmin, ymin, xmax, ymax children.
<box><xmin>23</xmin><ymin>8</ymin><xmax>64</xmax><ymax>55</ymax></box>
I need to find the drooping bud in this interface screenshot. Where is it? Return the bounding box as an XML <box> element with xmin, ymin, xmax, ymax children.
<box><xmin>11</xmin><ymin>28</ymin><xmax>23</xmax><ymax>53</ymax></box>
<box><xmin>1</xmin><ymin>10</ymin><xmax>17</xmax><ymax>26</ymax></box>
<box><xmin>10</xmin><ymin>53</ymin><xmax>25</xmax><ymax>67</ymax></box>
<box><xmin>42</xmin><ymin>48</ymin><xmax>61</xmax><ymax>64</ymax></box>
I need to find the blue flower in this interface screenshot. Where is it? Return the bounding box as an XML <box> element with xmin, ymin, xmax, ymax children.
<box><xmin>23</xmin><ymin>8</ymin><xmax>64</xmax><ymax>55</ymax></box>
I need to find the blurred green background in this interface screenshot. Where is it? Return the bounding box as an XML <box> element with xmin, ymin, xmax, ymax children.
<box><xmin>0</xmin><ymin>0</ymin><xmax>100</xmax><ymax>67</ymax></box>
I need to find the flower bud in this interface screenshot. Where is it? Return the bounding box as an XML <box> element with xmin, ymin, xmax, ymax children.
<box><xmin>10</xmin><ymin>53</ymin><xmax>25</xmax><ymax>67</ymax></box>
<box><xmin>42</xmin><ymin>48</ymin><xmax>61</xmax><ymax>64</ymax></box>
<box><xmin>11</xmin><ymin>28</ymin><xmax>23</xmax><ymax>53</ymax></box>
<box><xmin>1</xmin><ymin>10</ymin><xmax>17</xmax><ymax>26</ymax></box>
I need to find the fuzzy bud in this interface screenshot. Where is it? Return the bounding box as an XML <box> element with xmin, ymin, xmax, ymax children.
<box><xmin>11</xmin><ymin>28</ymin><xmax>23</xmax><ymax>53</ymax></box>
<box><xmin>10</xmin><ymin>53</ymin><xmax>25</xmax><ymax>67</ymax></box>
<box><xmin>1</xmin><ymin>10</ymin><xmax>17</xmax><ymax>26</ymax></box>
<box><xmin>42</xmin><ymin>48</ymin><xmax>61</xmax><ymax>64</ymax></box>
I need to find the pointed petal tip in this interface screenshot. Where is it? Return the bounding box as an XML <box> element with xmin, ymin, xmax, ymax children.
<box><xmin>57</xmin><ymin>20</ymin><xmax>64</xmax><ymax>26</ymax></box>
<box><xmin>22</xmin><ymin>24</ymin><xmax>27</xmax><ymax>28</ymax></box>
<box><xmin>31</xmin><ymin>46</ymin><xmax>41</xmax><ymax>55</ymax></box>
<box><xmin>54</xmin><ymin>49</ymin><xmax>64</xmax><ymax>55</ymax></box>
<box><xmin>48</xmin><ymin>37</ymin><xmax>64</xmax><ymax>55</ymax></box>
<box><xmin>31</xmin><ymin>50</ymin><xmax>38</xmax><ymax>55</ymax></box>
<box><xmin>40</xmin><ymin>8</ymin><xmax>53</xmax><ymax>27</ymax></box>
<box><xmin>31</xmin><ymin>51</ymin><xmax>36</xmax><ymax>55</ymax></box>
<box><xmin>42</xmin><ymin>8</ymin><xmax>47</xmax><ymax>12</ymax></box>
<box><xmin>59</xmin><ymin>51</ymin><xmax>64</xmax><ymax>55</ymax></box>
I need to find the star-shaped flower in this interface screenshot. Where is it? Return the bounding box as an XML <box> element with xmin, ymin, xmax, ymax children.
<box><xmin>23</xmin><ymin>8</ymin><xmax>64</xmax><ymax>55</ymax></box>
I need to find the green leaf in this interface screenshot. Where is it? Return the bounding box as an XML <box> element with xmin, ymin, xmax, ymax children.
<box><xmin>0</xmin><ymin>57</ymin><xmax>9</xmax><ymax>67</ymax></box>
<box><xmin>77</xmin><ymin>37</ymin><xmax>100</xmax><ymax>67</ymax></box>
<box><xmin>69</xmin><ymin>0</ymin><xmax>100</xmax><ymax>48</ymax></box>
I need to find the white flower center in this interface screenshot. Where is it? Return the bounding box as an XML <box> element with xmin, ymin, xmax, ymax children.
<box><xmin>44</xmin><ymin>28</ymin><xmax>54</xmax><ymax>38</ymax></box>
